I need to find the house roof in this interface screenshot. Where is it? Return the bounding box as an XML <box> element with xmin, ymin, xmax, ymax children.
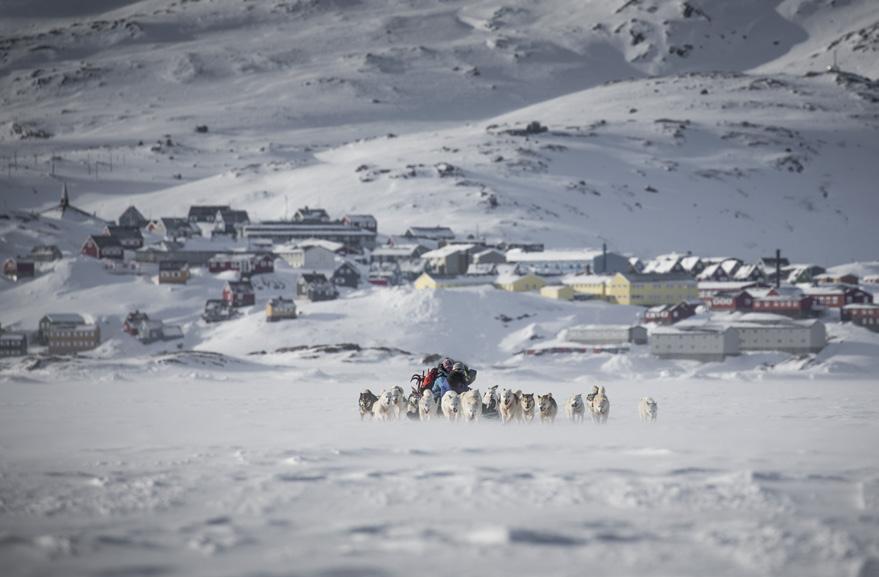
<box><xmin>219</xmin><ymin>209</ymin><xmax>249</xmax><ymax>224</ymax></box>
<box><xmin>162</xmin><ymin>325</ymin><xmax>184</xmax><ymax>338</ymax></box>
<box><xmin>405</xmin><ymin>226</ymin><xmax>455</xmax><ymax>239</ymax></box>
<box><xmin>0</xmin><ymin>333</ymin><xmax>26</xmax><ymax>342</ymax></box>
<box><xmin>188</xmin><ymin>205</ymin><xmax>231</xmax><ymax>218</ymax></box>
<box><xmin>618</xmin><ymin>271</ymin><xmax>694</xmax><ymax>283</ymax></box>
<box><xmin>107</xmin><ymin>226</ymin><xmax>143</xmax><ymax>240</ymax></box>
<box><xmin>561</xmin><ymin>273</ymin><xmax>613</xmax><ymax>286</ymax></box>
<box><xmin>372</xmin><ymin>244</ymin><xmax>424</xmax><ymax>258</ymax></box>
<box><xmin>120</xmin><ymin>205</ymin><xmax>146</xmax><ymax>221</ymax></box>
<box><xmin>42</xmin><ymin>313</ymin><xmax>86</xmax><ymax>324</ymax></box>
<box><xmin>422</xmin><ymin>244</ymin><xmax>473</xmax><ymax>259</ymax></box>
<box><xmin>506</xmin><ymin>248</ymin><xmax>602</xmax><ymax>263</ymax></box>
<box><xmin>301</xmin><ymin>272</ymin><xmax>330</xmax><ymax>283</ymax></box>
<box><xmin>31</xmin><ymin>244</ymin><xmax>61</xmax><ymax>254</ymax></box>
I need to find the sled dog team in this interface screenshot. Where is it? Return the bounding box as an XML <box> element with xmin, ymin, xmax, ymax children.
<box><xmin>359</xmin><ymin>385</ymin><xmax>659</xmax><ymax>424</ymax></box>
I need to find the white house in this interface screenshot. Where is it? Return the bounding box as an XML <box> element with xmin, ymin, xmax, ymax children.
<box><xmin>651</xmin><ymin>326</ymin><xmax>740</xmax><ymax>361</ymax></box>
<box><xmin>563</xmin><ymin>325</ymin><xmax>648</xmax><ymax>345</ymax></box>
<box><xmin>277</xmin><ymin>245</ymin><xmax>337</xmax><ymax>270</ymax></box>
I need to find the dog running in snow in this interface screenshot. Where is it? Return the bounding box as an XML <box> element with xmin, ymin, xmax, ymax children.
<box><xmin>441</xmin><ymin>391</ymin><xmax>461</xmax><ymax>422</ymax></box>
<box><xmin>371</xmin><ymin>390</ymin><xmax>396</xmax><ymax>421</ymax></box>
<box><xmin>564</xmin><ymin>393</ymin><xmax>586</xmax><ymax>423</ymax></box>
<box><xmin>418</xmin><ymin>390</ymin><xmax>435</xmax><ymax>421</ymax></box>
<box><xmin>590</xmin><ymin>386</ymin><xmax>610</xmax><ymax>424</ymax></box>
<box><xmin>498</xmin><ymin>388</ymin><xmax>520</xmax><ymax>424</ymax></box>
<box><xmin>639</xmin><ymin>397</ymin><xmax>658</xmax><ymax>423</ymax></box>
<box><xmin>518</xmin><ymin>392</ymin><xmax>536</xmax><ymax>423</ymax></box>
<box><xmin>460</xmin><ymin>388</ymin><xmax>482</xmax><ymax>422</ymax></box>
<box><xmin>359</xmin><ymin>389</ymin><xmax>378</xmax><ymax>420</ymax></box>
<box><xmin>537</xmin><ymin>393</ymin><xmax>558</xmax><ymax>423</ymax></box>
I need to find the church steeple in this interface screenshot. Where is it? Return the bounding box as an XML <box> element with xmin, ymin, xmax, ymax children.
<box><xmin>60</xmin><ymin>183</ymin><xmax>70</xmax><ymax>212</ymax></box>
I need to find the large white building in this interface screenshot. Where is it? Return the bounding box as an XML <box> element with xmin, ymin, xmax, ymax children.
<box><xmin>651</xmin><ymin>326</ymin><xmax>740</xmax><ymax>361</ymax></box>
<box><xmin>505</xmin><ymin>248</ymin><xmax>630</xmax><ymax>276</ymax></box>
<box><xmin>276</xmin><ymin>245</ymin><xmax>338</xmax><ymax>270</ymax></box>
<box><xmin>564</xmin><ymin>325</ymin><xmax>648</xmax><ymax>345</ymax></box>
<box><xmin>715</xmin><ymin>314</ymin><xmax>826</xmax><ymax>353</ymax></box>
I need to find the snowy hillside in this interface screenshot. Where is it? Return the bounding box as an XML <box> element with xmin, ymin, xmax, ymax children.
<box><xmin>2</xmin><ymin>2</ymin><xmax>879</xmax><ymax>576</ymax></box>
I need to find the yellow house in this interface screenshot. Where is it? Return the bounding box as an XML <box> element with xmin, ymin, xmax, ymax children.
<box><xmin>540</xmin><ymin>285</ymin><xmax>575</xmax><ymax>300</ymax></box>
<box><xmin>563</xmin><ymin>274</ymin><xmax>610</xmax><ymax>298</ymax></box>
<box><xmin>414</xmin><ymin>272</ymin><xmax>494</xmax><ymax>289</ymax></box>
<box><xmin>495</xmin><ymin>273</ymin><xmax>546</xmax><ymax>293</ymax></box>
<box><xmin>606</xmin><ymin>272</ymin><xmax>698</xmax><ymax>306</ymax></box>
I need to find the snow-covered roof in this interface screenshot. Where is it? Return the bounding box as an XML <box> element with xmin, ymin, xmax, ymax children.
<box><xmin>506</xmin><ymin>248</ymin><xmax>601</xmax><ymax>262</ymax></box>
<box><xmin>42</xmin><ymin>313</ymin><xmax>86</xmax><ymax>324</ymax></box>
<box><xmin>422</xmin><ymin>244</ymin><xmax>474</xmax><ymax>259</ymax></box>
<box><xmin>561</xmin><ymin>274</ymin><xmax>612</xmax><ymax>286</ymax></box>
<box><xmin>372</xmin><ymin>244</ymin><xmax>423</xmax><ymax>257</ymax></box>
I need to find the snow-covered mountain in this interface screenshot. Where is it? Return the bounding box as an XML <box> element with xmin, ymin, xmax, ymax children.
<box><xmin>1</xmin><ymin>0</ymin><xmax>877</xmax><ymax>262</ymax></box>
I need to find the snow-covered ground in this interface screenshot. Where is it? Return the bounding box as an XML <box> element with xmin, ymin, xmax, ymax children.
<box><xmin>2</xmin><ymin>0</ymin><xmax>879</xmax><ymax>575</ymax></box>
<box><xmin>2</xmin><ymin>355</ymin><xmax>879</xmax><ymax>577</ymax></box>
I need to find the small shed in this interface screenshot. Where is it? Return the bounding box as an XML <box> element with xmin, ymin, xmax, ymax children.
<box><xmin>267</xmin><ymin>297</ymin><xmax>297</xmax><ymax>322</ymax></box>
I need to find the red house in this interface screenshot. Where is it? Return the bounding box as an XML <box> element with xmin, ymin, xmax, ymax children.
<box><xmin>3</xmin><ymin>258</ymin><xmax>35</xmax><ymax>281</ymax></box>
<box><xmin>82</xmin><ymin>235</ymin><xmax>123</xmax><ymax>260</ymax></box>
<box><xmin>222</xmin><ymin>280</ymin><xmax>255</xmax><ymax>308</ymax></box>
<box><xmin>643</xmin><ymin>301</ymin><xmax>697</xmax><ymax>325</ymax></box>
<box><xmin>752</xmin><ymin>294</ymin><xmax>813</xmax><ymax>318</ymax></box>
<box><xmin>705</xmin><ymin>290</ymin><xmax>754</xmax><ymax>312</ymax></box>
<box><xmin>841</xmin><ymin>304</ymin><xmax>879</xmax><ymax>331</ymax></box>
<box><xmin>803</xmin><ymin>285</ymin><xmax>873</xmax><ymax>309</ymax></box>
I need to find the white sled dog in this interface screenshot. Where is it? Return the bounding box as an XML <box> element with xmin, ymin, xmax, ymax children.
<box><xmin>391</xmin><ymin>385</ymin><xmax>407</xmax><ymax>419</ymax></box>
<box><xmin>461</xmin><ymin>388</ymin><xmax>482</xmax><ymax>422</ymax></box>
<box><xmin>538</xmin><ymin>393</ymin><xmax>558</xmax><ymax>423</ymax></box>
<box><xmin>564</xmin><ymin>394</ymin><xmax>586</xmax><ymax>423</ymax></box>
<box><xmin>372</xmin><ymin>390</ymin><xmax>395</xmax><ymax>421</ymax></box>
<box><xmin>441</xmin><ymin>391</ymin><xmax>461</xmax><ymax>422</ymax></box>
<box><xmin>418</xmin><ymin>390</ymin><xmax>436</xmax><ymax>421</ymax></box>
<box><xmin>590</xmin><ymin>386</ymin><xmax>610</xmax><ymax>424</ymax></box>
<box><xmin>639</xmin><ymin>397</ymin><xmax>658</xmax><ymax>423</ymax></box>
<box><xmin>499</xmin><ymin>388</ymin><xmax>520</xmax><ymax>424</ymax></box>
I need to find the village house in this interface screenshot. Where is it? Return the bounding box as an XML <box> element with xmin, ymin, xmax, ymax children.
<box><xmin>698</xmin><ymin>280</ymin><xmax>763</xmax><ymax>299</ymax></box>
<box><xmin>188</xmin><ymin>205</ymin><xmax>231</xmax><ymax>223</ymax></box>
<box><xmin>801</xmin><ymin>285</ymin><xmax>873</xmax><ymax>309</ymax></box>
<box><xmin>136</xmin><ymin>319</ymin><xmax>184</xmax><ymax>344</ymax></box>
<box><xmin>643</xmin><ymin>254</ymin><xmax>685</xmax><ymax>275</ymax></box>
<box><xmin>332</xmin><ymin>261</ymin><xmax>361</xmax><ymax>288</ymax></box>
<box><xmin>704</xmin><ymin>290</ymin><xmax>755</xmax><ymax>312</ymax></box>
<box><xmin>371</xmin><ymin>244</ymin><xmax>428</xmax><ymax>265</ymax></box>
<box><xmin>104</xmin><ymin>260</ymin><xmax>149</xmax><ymax>275</ymax></box>
<box><xmin>786</xmin><ymin>265</ymin><xmax>826</xmax><ymax>285</ymax></box>
<box><xmin>203</xmin><ymin>299</ymin><xmax>236</xmax><ymax>323</ymax></box>
<box><xmin>562</xmin><ymin>273</ymin><xmax>613</xmax><ymax>299</ymax></box>
<box><xmin>368</xmin><ymin>262</ymin><xmax>403</xmax><ymax>287</ymax></box>
<box><xmin>118</xmin><ymin>205</ymin><xmax>148</xmax><ymax>229</ymax></box>
<box><xmin>158</xmin><ymin>261</ymin><xmax>190</xmax><ymax>284</ymax></box>
<box><xmin>241</xmin><ymin>222</ymin><xmax>375</xmax><ymax>252</ymax></box>
<box><xmin>82</xmin><ymin>235</ymin><xmax>124</xmax><ymax>260</ymax></box>
<box><xmin>146</xmin><ymin>217</ymin><xmax>201</xmax><ymax>240</ymax></box>
<box><xmin>105</xmin><ymin>225</ymin><xmax>144</xmax><ymax>249</ymax></box>
<box><xmin>414</xmin><ymin>272</ymin><xmax>494</xmax><ymax>290</ymax></box>
<box><xmin>564</xmin><ymin>325</ymin><xmax>648</xmax><ymax>346</ymax></box>
<box><xmin>208</xmin><ymin>253</ymin><xmax>274</xmax><ymax>275</ymax></box>
<box><xmin>680</xmin><ymin>256</ymin><xmax>705</xmax><ymax>276</ymax></box>
<box><xmin>422</xmin><ymin>244</ymin><xmax>473</xmax><ymax>276</ymax></box>
<box><xmin>123</xmin><ymin>310</ymin><xmax>150</xmax><ymax>335</ymax></box>
<box><xmin>0</xmin><ymin>332</ymin><xmax>28</xmax><ymax>357</ymax></box>
<box><xmin>749</xmin><ymin>286</ymin><xmax>814</xmax><ymax>318</ymax></box>
<box><xmin>266</xmin><ymin>297</ymin><xmax>297</xmax><ymax>322</ymax></box>
<box><xmin>471</xmin><ymin>248</ymin><xmax>507</xmax><ymax>265</ymax></box>
<box><xmin>506</xmin><ymin>247</ymin><xmax>630</xmax><ymax>276</ymax></box>
<box><xmin>814</xmin><ymin>273</ymin><xmax>859</xmax><ymax>286</ymax></box>
<box><xmin>38</xmin><ymin>313</ymin><xmax>86</xmax><ymax>344</ymax></box>
<box><xmin>722</xmin><ymin>315</ymin><xmax>826</xmax><ymax>353</ymax></box>
<box><xmin>651</xmin><ymin>326</ymin><xmax>740</xmax><ymax>361</ymax></box>
<box><xmin>293</xmin><ymin>206</ymin><xmax>331</xmax><ymax>223</ymax></box>
<box><xmin>3</xmin><ymin>257</ymin><xmax>35</xmax><ymax>281</ymax></box>
<box><xmin>47</xmin><ymin>322</ymin><xmax>101</xmax><ymax>355</ymax></box>
<box><xmin>297</xmin><ymin>272</ymin><xmax>338</xmax><ymax>301</ymax></box>
<box><xmin>495</xmin><ymin>272</ymin><xmax>546</xmax><ymax>293</ymax></box>
<box><xmin>539</xmin><ymin>285</ymin><xmax>576</xmax><ymax>301</ymax></box>
<box><xmin>732</xmin><ymin>264</ymin><xmax>765</xmax><ymax>282</ymax></box>
<box><xmin>862</xmin><ymin>275</ymin><xmax>879</xmax><ymax>285</ymax></box>
<box><xmin>223</xmin><ymin>280</ymin><xmax>256</xmax><ymax>307</ymax></box>
<box><xmin>606</xmin><ymin>272</ymin><xmax>699</xmax><ymax>306</ymax></box>
<box><xmin>30</xmin><ymin>245</ymin><xmax>62</xmax><ymax>262</ymax></box>
<box><xmin>341</xmin><ymin>214</ymin><xmax>378</xmax><ymax>232</ymax></box>
<box><xmin>643</xmin><ymin>301</ymin><xmax>698</xmax><ymax>325</ymax></box>
<box><xmin>403</xmin><ymin>226</ymin><xmax>455</xmax><ymax>243</ymax></box>
<box><xmin>841</xmin><ymin>304</ymin><xmax>879</xmax><ymax>331</ymax></box>
<box><xmin>277</xmin><ymin>245</ymin><xmax>338</xmax><ymax>270</ymax></box>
